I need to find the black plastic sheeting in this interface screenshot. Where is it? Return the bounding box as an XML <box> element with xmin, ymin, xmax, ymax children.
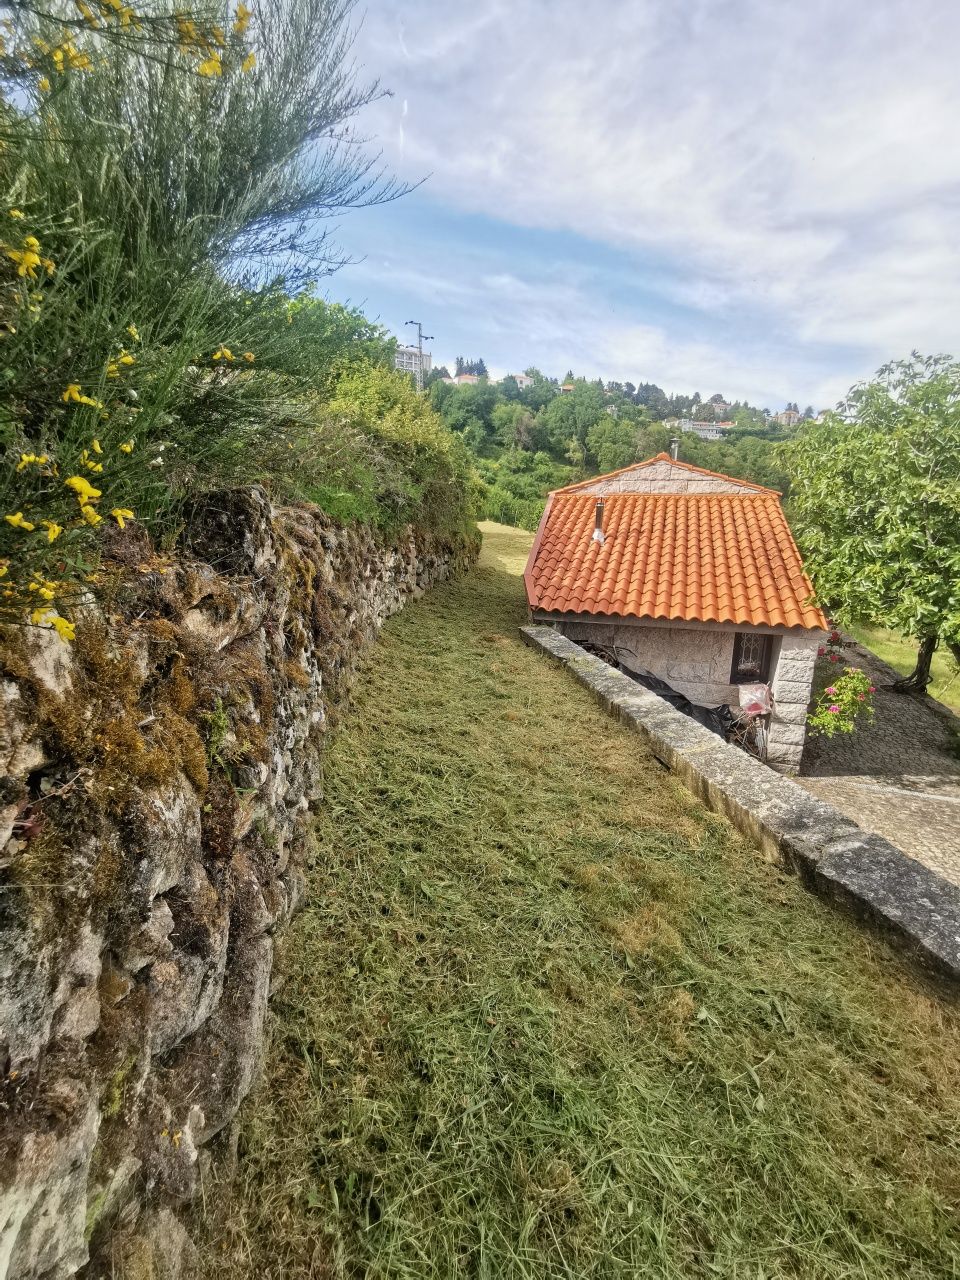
<box><xmin>595</xmin><ymin>652</ymin><xmax>736</xmax><ymax>740</ymax></box>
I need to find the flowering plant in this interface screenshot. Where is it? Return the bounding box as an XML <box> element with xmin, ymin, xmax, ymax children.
<box><xmin>816</xmin><ymin>629</ymin><xmax>845</xmax><ymax>664</ymax></box>
<box><xmin>808</xmin><ymin>666</ymin><xmax>876</xmax><ymax>737</ymax></box>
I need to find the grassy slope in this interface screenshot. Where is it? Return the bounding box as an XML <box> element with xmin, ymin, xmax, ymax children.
<box><xmin>846</xmin><ymin>624</ymin><xmax>960</xmax><ymax>716</ymax></box>
<box><xmin>201</xmin><ymin>523</ymin><xmax>960</xmax><ymax>1279</ymax></box>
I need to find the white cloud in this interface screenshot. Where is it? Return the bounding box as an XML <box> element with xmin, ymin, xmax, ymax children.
<box><xmin>341</xmin><ymin>0</ymin><xmax>960</xmax><ymax>395</ymax></box>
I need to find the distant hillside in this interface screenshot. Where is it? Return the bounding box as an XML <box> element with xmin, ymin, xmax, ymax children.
<box><xmin>424</xmin><ymin>371</ymin><xmax>799</xmax><ymax>530</ymax></box>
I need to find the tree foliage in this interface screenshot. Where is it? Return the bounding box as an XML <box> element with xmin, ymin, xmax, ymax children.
<box><xmin>781</xmin><ymin>355</ymin><xmax>960</xmax><ymax>670</ymax></box>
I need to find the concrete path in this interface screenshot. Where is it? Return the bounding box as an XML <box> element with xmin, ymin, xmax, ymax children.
<box><xmin>797</xmin><ymin>639</ymin><xmax>960</xmax><ymax>887</ymax></box>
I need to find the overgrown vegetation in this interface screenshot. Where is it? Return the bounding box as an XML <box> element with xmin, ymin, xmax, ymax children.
<box><xmin>0</xmin><ymin>0</ymin><xmax>475</xmax><ymax>634</ymax></box>
<box><xmin>200</xmin><ymin>523</ymin><xmax>960</xmax><ymax>1279</ymax></box>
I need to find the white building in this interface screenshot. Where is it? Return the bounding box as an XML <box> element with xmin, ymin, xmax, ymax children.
<box><xmin>394</xmin><ymin>344</ymin><xmax>432</xmax><ymax>383</ymax></box>
<box><xmin>507</xmin><ymin>373</ymin><xmax>535</xmax><ymax>390</ymax></box>
<box><xmin>679</xmin><ymin>419</ymin><xmax>734</xmax><ymax>441</ymax></box>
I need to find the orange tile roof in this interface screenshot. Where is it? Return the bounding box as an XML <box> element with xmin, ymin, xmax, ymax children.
<box><xmin>524</xmin><ymin>490</ymin><xmax>828</xmax><ymax>630</ymax></box>
<box><xmin>554</xmin><ymin>453</ymin><xmax>779</xmax><ymax>494</ymax></box>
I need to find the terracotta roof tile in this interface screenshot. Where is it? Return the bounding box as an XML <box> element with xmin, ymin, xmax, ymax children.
<box><xmin>524</xmin><ymin>491</ymin><xmax>828</xmax><ymax>630</ymax></box>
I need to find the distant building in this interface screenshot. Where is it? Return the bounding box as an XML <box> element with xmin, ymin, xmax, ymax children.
<box><xmin>560</xmin><ymin>382</ymin><xmax>575</xmax><ymax>395</ymax></box>
<box><xmin>395</xmin><ymin>344</ymin><xmax>432</xmax><ymax>383</ymax></box>
<box><xmin>455</xmin><ymin>372</ymin><xmax>479</xmax><ymax>386</ymax></box>
<box><xmin>507</xmin><ymin>373</ymin><xmax>534</xmax><ymax>390</ymax></box>
<box><xmin>680</xmin><ymin>419</ymin><xmax>734</xmax><ymax>441</ymax></box>
<box><xmin>775</xmin><ymin>408</ymin><xmax>801</xmax><ymax>428</ymax></box>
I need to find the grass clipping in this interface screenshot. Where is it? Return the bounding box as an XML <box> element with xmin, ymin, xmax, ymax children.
<box><xmin>200</xmin><ymin>524</ymin><xmax>960</xmax><ymax>1278</ymax></box>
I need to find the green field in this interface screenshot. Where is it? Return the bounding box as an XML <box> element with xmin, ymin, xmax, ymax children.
<box><xmin>847</xmin><ymin>624</ymin><xmax>960</xmax><ymax>716</ymax></box>
<box><xmin>200</xmin><ymin>523</ymin><xmax>960</xmax><ymax>1279</ymax></box>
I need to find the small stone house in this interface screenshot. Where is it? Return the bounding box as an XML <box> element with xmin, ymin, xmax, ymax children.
<box><xmin>523</xmin><ymin>453</ymin><xmax>828</xmax><ymax>772</ymax></box>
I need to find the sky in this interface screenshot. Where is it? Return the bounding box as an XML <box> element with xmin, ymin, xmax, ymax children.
<box><xmin>319</xmin><ymin>0</ymin><xmax>960</xmax><ymax>410</ymax></box>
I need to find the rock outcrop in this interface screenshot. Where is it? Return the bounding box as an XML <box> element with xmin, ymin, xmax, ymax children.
<box><xmin>0</xmin><ymin>490</ymin><xmax>475</xmax><ymax>1278</ymax></box>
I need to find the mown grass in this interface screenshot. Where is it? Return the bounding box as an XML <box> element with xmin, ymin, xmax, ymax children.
<box><xmin>847</xmin><ymin>623</ymin><xmax>960</xmax><ymax>716</ymax></box>
<box><xmin>199</xmin><ymin>523</ymin><xmax>960</xmax><ymax>1279</ymax></box>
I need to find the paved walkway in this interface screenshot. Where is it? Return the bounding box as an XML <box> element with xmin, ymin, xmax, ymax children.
<box><xmin>797</xmin><ymin>639</ymin><xmax>960</xmax><ymax>887</ymax></box>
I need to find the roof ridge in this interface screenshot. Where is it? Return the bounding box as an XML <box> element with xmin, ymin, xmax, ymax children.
<box><xmin>551</xmin><ymin>453</ymin><xmax>780</xmax><ymax>495</ymax></box>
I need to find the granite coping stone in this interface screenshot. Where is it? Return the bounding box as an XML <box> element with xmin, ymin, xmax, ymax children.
<box><xmin>521</xmin><ymin>623</ymin><xmax>960</xmax><ymax>986</ymax></box>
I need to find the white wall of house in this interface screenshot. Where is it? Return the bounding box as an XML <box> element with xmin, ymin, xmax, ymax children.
<box><xmin>546</xmin><ymin>616</ymin><xmax>821</xmax><ymax>773</ymax></box>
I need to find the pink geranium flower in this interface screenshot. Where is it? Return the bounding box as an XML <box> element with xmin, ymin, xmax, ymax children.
<box><xmin>825</xmin><ymin>686</ymin><xmax>836</xmax><ymax>695</ymax></box>
<box><xmin>828</xmin><ymin>704</ymin><xmax>840</xmax><ymax>713</ymax></box>
<box><xmin>828</xmin><ymin>654</ymin><xmax>839</xmax><ymax>662</ymax></box>
<box><xmin>857</xmin><ymin>693</ymin><xmax>865</xmax><ymax>701</ymax></box>
<box><xmin>868</xmin><ymin>685</ymin><xmax>876</xmax><ymax>693</ymax></box>
<box><xmin>817</xmin><ymin>646</ymin><xmax>825</xmax><ymax>657</ymax></box>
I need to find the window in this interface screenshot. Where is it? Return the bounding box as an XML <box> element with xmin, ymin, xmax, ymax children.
<box><xmin>730</xmin><ymin>632</ymin><xmax>773</xmax><ymax>684</ymax></box>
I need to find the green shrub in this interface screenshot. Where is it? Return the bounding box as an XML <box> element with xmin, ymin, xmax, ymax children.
<box><xmin>0</xmin><ymin>0</ymin><xmax>475</xmax><ymax>633</ymax></box>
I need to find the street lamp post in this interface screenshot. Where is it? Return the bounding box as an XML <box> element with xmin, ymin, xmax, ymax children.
<box><xmin>404</xmin><ymin>319</ymin><xmax>433</xmax><ymax>392</ymax></box>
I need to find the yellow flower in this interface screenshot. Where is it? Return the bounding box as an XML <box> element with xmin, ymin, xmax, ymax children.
<box><xmin>16</xmin><ymin>452</ymin><xmax>48</xmax><ymax>472</ymax></box>
<box><xmin>52</xmin><ymin>615</ymin><xmax>75</xmax><ymax>642</ymax></box>
<box><xmin>4</xmin><ymin>511</ymin><xmax>35</xmax><ymax>530</ymax></box>
<box><xmin>91</xmin><ymin>438</ymin><xmax>102</xmax><ymax>454</ymax></box>
<box><xmin>233</xmin><ymin>4</ymin><xmax>252</xmax><ymax>35</ymax></box>
<box><xmin>243</xmin><ymin>350</ymin><xmax>255</xmax><ymax>362</ymax></box>
<box><xmin>106</xmin><ymin>361</ymin><xmax>119</xmax><ymax>378</ymax></box>
<box><xmin>241</xmin><ymin>50</ymin><xmax>255</xmax><ymax>73</ymax></box>
<box><xmin>65</xmin><ymin>474</ymin><xmax>101</xmax><ymax>503</ymax></box>
<box><xmin>127</xmin><ymin>323</ymin><xmax>140</xmax><ymax>342</ymax></box>
<box><xmin>197</xmin><ymin>52</ymin><xmax>222</xmax><ymax>77</ymax></box>
<box><xmin>212</xmin><ymin>344</ymin><xmax>234</xmax><ymax>362</ymax></box>
<box><xmin>80</xmin><ymin>503</ymin><xmax>102</xmax><ymax>526</ymax></box>
<box><xmin>62</xmin><ymin>384</ymin><xmax>103</xmax><ymax>408</ymax></box>
<box><xmin>119</xmin><ymin>438</ymin><xmax>135</xmax><ymax>453</ymax></box>
<box><xmin>30</xmin><ymin>607</ymin><xmax>75</xmax><ymax>642</ymax></box>
<box><xmin>38</xmin><ymin>77</ymin><xmax>50</xmax><ymax>92</ymax></box>
<box><xmin>0</xmin><ymin>562</ymin><xmax>7</xmax><ymax>578</ymax></box>
<box><xmin>41</xmin><ymin>520</ymin><xmax>63</xmax><ymax>543</ymax></box>
<box><xmin>211</xmin><ymin>24</ymin><xmax>226</xmax><ymax>46</ymax></box>
<box><xmin>111</xmin><ymin>507</ymin><xmax>134</xmax><ymax>529</ymax></box>
<box><xmin>8</xmin><ymin>208</ymin><xmax>23</xmax><ymax>219</ymax></box>
<box><xmin>118</xmin><ymin>351</ymin><xmax>135</xmax><ymax>365</ymax></box>
<box><xmin>6</xmin><ymin>235</ymin><xmax>43</xmax><ymax>279</ymax></box>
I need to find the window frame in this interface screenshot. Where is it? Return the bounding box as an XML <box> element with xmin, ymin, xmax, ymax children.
<box><xmin>730</xmin><ymin>631</ymin><xmax>774</xmax><ymax>684</ymax></box>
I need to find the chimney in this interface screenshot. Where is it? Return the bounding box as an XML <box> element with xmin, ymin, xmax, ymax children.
<box><xmin>669</xmin><ymin>436</ymin><xmax>679</xmax><ymax>461</ymax></box>
<box><xmin>592</xmin><ymin>497</ymin><xmax>605</xmax><ymax>545</ymax></box>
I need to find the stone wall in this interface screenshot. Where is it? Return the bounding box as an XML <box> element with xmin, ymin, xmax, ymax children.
<box><xmin>551</xmin><ymin>617</ymin><xmax>819</xmax><ymax>773</ymax></box>
<box><xmin>0</xmin><ymin>489</ymin><xmax>476</xmax><ymax>1279</ymax></box>
<box><xmin>564</xmin><ymin>458</ymin><xmax>761</xmax><ymax>495</ymax></box>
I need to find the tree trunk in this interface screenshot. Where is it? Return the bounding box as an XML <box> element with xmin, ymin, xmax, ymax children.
<box><xmin>892</xmin><ymin>634</ymin><xmax>938</xmax><ymax>691</ymax></box>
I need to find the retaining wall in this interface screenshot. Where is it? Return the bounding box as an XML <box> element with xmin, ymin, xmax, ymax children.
<box><xmin>0</xmin><ymin>489</ymin><xmax>476</xmax><ymax>1278</ymax></box>
<box><xmin>521</xmin><ymin>625</ymin><xmax>960</xmax><ymax>985</ymax></box>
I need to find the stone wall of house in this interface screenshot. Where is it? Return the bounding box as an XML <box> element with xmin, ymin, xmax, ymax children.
<box><xmin>0</xmin><ymin>489</ymin><xmax>477</xmax><ymax>1280</ymax></box>
<box><xmin>553</xmin><ymin>617</ymin><xmax>818</xmax><ymax>773</ymax></box>
<box><xmin>768</xmin><ymin>631</ymin><xmax>822</xmax><ymax>771</ymax></box>
<box><xmin>566</xmin><ymin>459</ymin><xmax>762</xmax><ymax>496</ymax></box>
